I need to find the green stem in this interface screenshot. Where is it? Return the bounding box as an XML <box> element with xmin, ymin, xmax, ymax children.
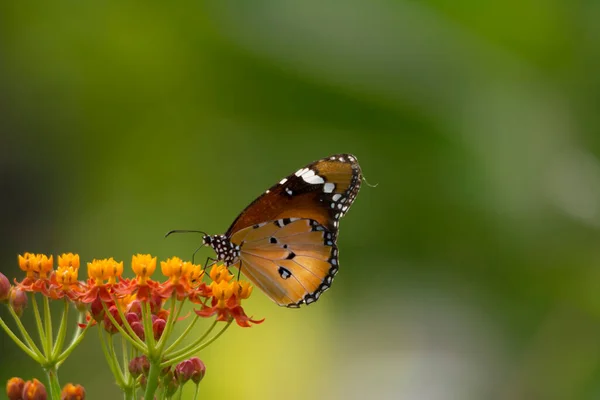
<box><xmin>143</xmin><ymin>300</ymin><xmax>156</xmax><ymax>352</ymax></box>
<box><xmin>0</xmin><ymin>316</ymin><xmax>41</xmax><ymax>361</ymax></box>
<box><xmin>98</xmin><ymin>328</ymin><xmax>126</xmax><ymax>388</ymax></box>
<box><xmin>101</xmin><ymin>301</ymin><xmax>147</xmax><ymax>353</ymax></box>
<box><xmin>162</xmin><ymin>320</ymin><xmax>231</xmax><ymax>368</ymax></box>
<box><xmin>31</xmin><ymin>293</ymin><xmax>48</xmax><ymax>355</ymax></box>
<box><xmin>165</xmin><ymin>320</ymin><xmax>217</xmax><ymax>360</ymax></box>
<box><xmin>122</xmin><ymin>335</ymin><xmax>130</xmax><ymax>382</ymax></box>
<box><xmin>107</xmin><ymin>331</ymin><xmax>127</xmax><ymax>387</ymax></box>
<box><xmin>143</xmin><ymin>360</ymin><xmax>161</xmax><ymax>400</ymax></box>
<box><xmin>43</xmin><ymin>295</ymin><xmax>54</xmax><ymax>356</ymax></box>
<box><xmin>193</xmin><ymin>384</ymin><xmax>200</xmax><ymax>400</ymax></box>
<box><xmin>51</xmin><ymin>299</ymin><xmax>69</xmax><ymax>359</ymax></box>
<box><xmin>156</xmin><ymin>294</ymin><xmax>178</xmax><ymax>353</ymax></box>
<box><xmin>57</xmin><ymin>315</ymin><xmax>90</xmax><ymax>365</ymax></box>
<box><xmin>176</xmin><ymin>385</ymin><xmax>184</xmax><ymax>400</ymax></box>
<box><xmin>45</xmin><ymin>367</ymin><xmax>62</xmax><ymax>400</ymax></box>
<box><xmin>164</xmin><ymin>315</ymin><xmax>199</xmax><ymax>355</ymax></box>
<box><xmin>7</xmin><ymin>301</ymin><xmax>44</xmax><ymax>357</ymax></box>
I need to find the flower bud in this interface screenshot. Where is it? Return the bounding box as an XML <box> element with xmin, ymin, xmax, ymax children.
<box><xmin>9</xmin><ymin>289</ymin><xmax>28</xmax><ymax>317</ymax></box>
<box><xmin>152</xmin><ymin>318</ymin><xmax>166</xmax><ymax>340</ymax></box>
<box><xmin>130</xmin><ymin>321</ymin><xmax>145</xmax><ymax>340</ymax></box>
<box><xmin>149</xmin><ymin>292</ymin><xmax>163</xmax><ymax>314</ymax></box>
<box><xmin>126</xmin><ymin>300</ymin><xmax>142</xmax><ymax>317</ymax></box>
<box><xmin>102</xmin><ymin>306</ymin><xmax>121</xmax><ymax>334</ymax></box>
<box><xmin>174</xmin><ymin>359</ymin><xmax>194</xmax><ymax>384</ymax></box>
<box><xmin>22</xmin><ymin>379</ymin><xmax>47</xmax><ymax>400</ymax></box>
<box><xmin>90</xmin><ymin>297</ymin><xmax>105</xmax><ymax>322</ymax></box>
<box><xmin>139</xmin><ymin>375</ymin><xmax>147</xmax><ymax>390</ymax></box>
<box><xmin>6</xmin><ymin>377</ymin><xmax>25</xmax><ymax>400</ymax></box>
<box><xmin>163</xmin><ymin>374</ymin><xmax>178</xmax><ymax>397</ymax></box>
<box><xmin>60</xmin><ymin>383</ymin><xmax>85</xmax><ymax>400</ymax></box>
<box><xmin>128</xmin><ymin>355</ymin><xmax>150</xmax><ymax>378</ymax></box>
<box><xmin>0</xmin><ymin>273</ymin><xmax>11</xmax><ymax>303</ymax></box>
<box><xmin>189</xmin><ymin>357</ymin><xmax>206</xmax><ymax>384</ymax></box>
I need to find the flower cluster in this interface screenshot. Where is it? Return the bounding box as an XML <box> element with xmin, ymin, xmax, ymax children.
<box><xmin>1</xmin><ymin>252</ymin><xmax>263</xmax><ymax>400</ymax></box>
<box><xmin>6</xmin><ymin>377</ymin><xmax>85</xmax><ymax>400</ymax></box>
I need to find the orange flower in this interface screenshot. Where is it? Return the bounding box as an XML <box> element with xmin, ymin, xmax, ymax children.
<box><xmin>157</xmin><ymin>257</ymin><xmax>204</xmax><ymax>300</ymax></box>
<box><xmin>78</xmin><ymin>258</ymin><xmax>123</xmax><ymax>303</ymax></box>
<box><xmin>61</xmin><ymin>383</ymin><xmax>86</xmax><ymax>400</ymax></box>
<box><xmin>195</xmin><ymin>265</ymin><xmax>263</xmax><ymax>327</ymax></box>
<box><xmin>131</xmin><ymin>254</ymin><xmax>156</xmax><ymax>285</ymax></box>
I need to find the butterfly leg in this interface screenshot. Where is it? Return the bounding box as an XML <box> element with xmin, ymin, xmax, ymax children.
<box><xmin>202</xmin><ymin>256</ymin><xmax>217</xmax><ymax>272</ymax></box>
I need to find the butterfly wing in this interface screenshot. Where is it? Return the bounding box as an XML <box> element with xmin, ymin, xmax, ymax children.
<box><xmin>230</xmin><ymin>218</ymin><xmax>338</xmax><ymax>307</ymax></box>
<box><xmin>225</xmin><ymin>154</ymin><xmax>362</xmax><ymax>236</ymax></box>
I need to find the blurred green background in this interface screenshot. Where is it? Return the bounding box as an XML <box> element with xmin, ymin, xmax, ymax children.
<box><xmin>1</xmin><ymin>1</ymin><xmax>600</xmax><ymax>399</ymax></box>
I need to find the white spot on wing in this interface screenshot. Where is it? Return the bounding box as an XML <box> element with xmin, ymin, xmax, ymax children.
<box><xmin>279</xmin><ymin>178</ymin><xmax>288</xmax><ymax>185</ymax></box>
<box><xmin>324</xmin><ymin>183</ymin><xmax>335</xmax><ymax>193</ymax></box>
<box><xmin>295</xmin><ymin>168</ymin><xmax>308</xmax><ymax>177</ymax></box>
<box><xmin>332</xmin><ymin>194</ymin><xmax>342</xmax><ymax>201</ymax></box>
<box><xmin>303</xmin><ymin>173</ymin><xmax>325</xmax><ymax>184</ymax></box>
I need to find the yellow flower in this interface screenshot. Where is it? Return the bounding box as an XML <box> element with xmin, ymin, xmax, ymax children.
<box><xmin>209</xmin><ymin>264</ymin><xmax>233</xmax><ymax>284</ymax></box>
<box><xmin>18</xmin><ymin>253</ymin><xmax>53</xmax><ymax>279</ymax></box>
<box><xmin>160</xmin><ymin>257</ymin><xmax>190</xmax><ymax>282</ymax></box>
<box><xmin>211</xmin><ymin>280</ymin><xmax>234</xmax><ymax>308</ymax></box>
<box><xmin>131</xmin><ymin>254</ymin><xmax>156</xmax><ymax>285</ymax></box>
<box><xmin>56</xmin><ymin>266</ymin><xmax>78</xmax><ymax>287</ymax></box>
<box><xmin>187</xmin><ymin>263</ymin><xmax>205</xmax><ymax>286</ymax></box>
<box><xmin>87</xmin><ymin>258</ymin><xmax>123</xmax><ymax>285</ymax></box>
<box><xmin>58</xmin><ymin>253</ymin><xmax>80</xmax><ymax>269</ymax></box>
<box><xmin>233</xmin><ymin>281</ymin><xmax>253</xmax><ymax>300</ymax></box>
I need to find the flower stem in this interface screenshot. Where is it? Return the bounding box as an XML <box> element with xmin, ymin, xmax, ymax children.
<box><xmin>101</xmin><ymin>301</ymin><xmax>147</xmax><ymax>353</ymax></box>
<box><xmin>51</xmin><ymin>299</ymin><xmax>69</xmax><ymax>359</ymax></box>
<box><xmin>142</xmin><ymin>300</ymin><xmax>156</xmax><ymax>352</ymax></box>
<box><xmin>0</xmin><ymin>316</ymin><xmax>41</xmax><ymax>361</ymax></box>
<box><xmin>43</xmin><ymin>295</ymin><xmax>54</xmax><ymax>356</ymax></box>
<box><xmin>57</xmin><ymin>315</ymin><xmax>90</xmax><ymax>366</ymax></box>
<box><xmin>143</xmin><ymin>359</ymin><xmax>161</xmax><ymax>400</ymax></box>
<box><xmin>193</xmin><ymin>384</ymin><xmax>200</xmax><ymax>400</ymax></box>
<box><xmin>7</xmin><ymin>301</ymin><xmax>44</xmax><ymax>357</ymax></box>
<box><xmin>31</xmin><ymin>293</ymin><xmax>48</xmax><ymax>355</ymax></box>
<box><xmin>165</xmin><ymin>319</ymin><xmax>217</xmax><ymax>360</ymax></box>
<box><xmin>164</xmin><ymin>315</ymin><xmax>199</xmax><ymax>355</ymax></box>
<box><xmin>162</xmin><ymin>320</ymin><xmax>231</xmax><ymax>368</ymax></box>
<box><xmin>98</xmin><ymin>328</ymin><xmax>126</xmax><ymax>388</ymax></box>
<box><xmin>45</xmin><ymin>367</ymin><xmax>62</xmax><ymax>400</ymax></box>
<box><xmin>156</xmin><ymin>294</ymin><xmax>178</xmax><ymax>353</ymax></box>
<box><xmin>110</xmin><ymin>294</ymin><xmax>147</xmax><ymax>349</ymax></box>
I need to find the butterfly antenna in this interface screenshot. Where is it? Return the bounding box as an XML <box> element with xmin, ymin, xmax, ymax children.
<box><xmin>165</xmin><ymin>229</ymin><xmax>209</xmax><ymax>237</ymax></box>
<box><xmin>362</xmin><ymin>175</ymin><xmax>378</xmax><ymax>188</ymax></box>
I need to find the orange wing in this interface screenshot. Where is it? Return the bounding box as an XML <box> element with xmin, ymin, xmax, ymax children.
<box><xmin>230</xmin><ymin>218</ymin><xmax>338</xmax><ymax>307</ymax></box>
<box><xmin>225</xmin><ymin>154</ymin><xmax>362</xmax><ymax>236</ymax></box>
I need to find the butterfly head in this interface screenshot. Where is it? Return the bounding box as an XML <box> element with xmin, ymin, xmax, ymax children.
<box><xmin>203</xmin><ymin>234</ymin><xmax>240</xmax><ymax>265</ymax></box>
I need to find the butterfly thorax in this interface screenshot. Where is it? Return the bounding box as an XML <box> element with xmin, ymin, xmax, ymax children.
<box><xmin>203</xmin><ymin>234</ymin><xmax>240</xmax><ymax>265</ymax></box>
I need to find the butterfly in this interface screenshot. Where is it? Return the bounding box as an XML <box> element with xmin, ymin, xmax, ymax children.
<box><xmin>197</xmin><ymin>154</ymin><xmax>362</xmax><ymax>308</ymax></box>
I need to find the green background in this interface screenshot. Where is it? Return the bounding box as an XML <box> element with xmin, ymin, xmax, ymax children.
<box><xmin>1</xmin><ymin>1</ymin><xmax>600</xmax><ymax>399</ymax></box>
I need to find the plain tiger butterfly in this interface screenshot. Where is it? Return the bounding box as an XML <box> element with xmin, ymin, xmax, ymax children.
<box><xmin>184</xmin><ymin>154</ymin><xmax>362</xmax><ymax>308</ymax></box>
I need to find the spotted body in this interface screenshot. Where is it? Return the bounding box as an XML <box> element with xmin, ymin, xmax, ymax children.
<box><xmin>203</xmin><ymin>154</ymin><xmax>362</xmax><ymax>307</ymax></box>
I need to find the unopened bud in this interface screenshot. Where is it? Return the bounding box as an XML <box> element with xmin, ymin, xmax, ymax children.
<box><xmin>22</xmin><ymin>378</ymin><xmax>47</xmax><ymax>400</ymax></box>
<box><xmin>0</xmin><ymin>273</ymin><xmax>11</xmax><ymax>303</ymax></box>
<box><xmin>152</xmin><ymin>318</ymin><xmax>166</xmax><ymax>340</ymax></box>
<box><xmin>9</xmin><ymin>289</ymin><xmax>28</xmax><ymax>317</ymax></box>
<box><xmin>189</xmin><ymin>357</ymin><xmax>206</xmax><ymax>384</ymax></box>
<box><xmin>60</xmin><ymin>383</ymin><xmax>85</xmax><ymax>400</ymax></box>
<box><xmin>6</xmin><ymin>377</ymin><xmax>25</xmax><ymax>400</ymax></box>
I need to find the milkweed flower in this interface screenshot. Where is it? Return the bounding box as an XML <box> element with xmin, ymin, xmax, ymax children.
<box><xmin>2</xmin><ymin>252</ymin><xmax>263</xmax><ymax>400</ymax></box>
<box><xmin>60</xmin><ymin>383</ymin><xmax>85</xmax><ymax>400</ymax></box>
<box><xmin>195</xmin><ymin>265</ymin><xmax>263</xmax><ymax>327</ymax></box>
<box><xmin>22</xmin><ymin>378</ymin><xmax>47</xmax><ymax>400</ymax></box>
<box><xmin>6</xmin><ymin>377</ymin><xmax>25</xmax><ymax>400</ymax></box>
